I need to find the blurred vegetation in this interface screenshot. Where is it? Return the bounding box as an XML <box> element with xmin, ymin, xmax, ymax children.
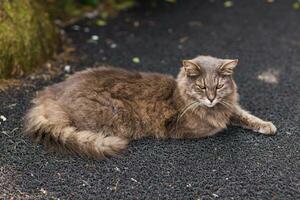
<box><xmin>293</xmin><ymin>0</ymin><xmax>300</xmax><ymax>10</ymax></box>
<box><xmin>44</xmin><ymin>0</ymin><xmax>176</xmax><ymax>21</ymax></box>
<box><xmin>44</xmin><ymin>0</ymin><xmax>138</xmax><ymax>21</ymax></box>
<box><xmin>0</xmin><ymin>0</ymin><xmax>172</xmax><ymax>78</ymax></box>
<box><xmin>0</xmin><ymin>0</ymin><xmax>58</xmax><ymax>78</ymax></box>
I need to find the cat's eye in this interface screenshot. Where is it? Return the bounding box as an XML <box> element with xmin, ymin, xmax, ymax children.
<box><xmin>197</xmin><ymin>85</ymin><xmax>206</xmax><ymax>90</ymax></box>
<box><xmin>217</xmin><ymin>84</ymin><xmax>224</xmax><ymax>89</ymax></box>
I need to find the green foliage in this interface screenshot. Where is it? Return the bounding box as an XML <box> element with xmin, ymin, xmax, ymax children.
<box><xmin>44</xmin><ymin>0</ymin><xmax>177</xmax><ymax>20</ymax></box>
<box><xmin>0</xmin><ymin>0</ymin><xmax>173</xmax><ymax>78</ymax></box>
<box><xmin>224</xmin><ymin>1</ymin><xmax>234</xmax><ymax>8</ymax></box>
<box><xmin>109</xmin><ymin>0</ymin><xmax>136</xmax><ymax>11</ymax></box>
<box><xmin>293</xmin><ymin>0</ymin><xmax>300</xmax><ymax>10</ymax></box>
<box><xmin>44</xmin><ymin>0</ymin><xmax>137</xmax><ymax>20</ymax></box>
<box><xmin>0</xmin><ymin>0</ymin><xmax>58</xmax><ymax>78</ymax></box>
<box><xmin>44</xmin><ymin>0</ymin><xmax>82</xmax><ymax>20</ymax></box>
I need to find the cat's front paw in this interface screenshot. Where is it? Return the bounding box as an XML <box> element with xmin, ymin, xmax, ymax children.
<box><xmin>257</xmin><ymin>121</ymin><xmax>277</xmax><ymax>135</ymax></box>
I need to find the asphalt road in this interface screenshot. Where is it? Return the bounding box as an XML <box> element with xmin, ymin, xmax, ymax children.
<box><xmin>1</xmin><ymin>0</ymin><xmax>300</xmax><ymax>199</ymax></box>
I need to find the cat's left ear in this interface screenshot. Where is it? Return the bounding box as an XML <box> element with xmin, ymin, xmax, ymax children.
<box><xmin>182</xmin><ymin>60</ymin><xmax>202</xmax><ymax>77</ymax></box>
<box><xmin>218</xmin><ymin>59</ymin><xmax>238</xmax><ymax>76</ymax></box>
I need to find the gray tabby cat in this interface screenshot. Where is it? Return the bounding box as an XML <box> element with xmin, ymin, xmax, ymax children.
<box><xmin>24</xmin><ymin>55</ymin><xmax>276</xmax><ymax>159</ymax></box>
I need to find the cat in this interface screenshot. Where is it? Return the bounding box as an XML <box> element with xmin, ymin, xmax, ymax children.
<box><xmin>24</xmin><ymin>55</ymin><xmax>277</xmax><ymax>159</ymax></box>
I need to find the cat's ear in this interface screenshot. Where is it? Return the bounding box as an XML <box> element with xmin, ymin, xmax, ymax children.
<box><xmin>218</xmin><ymin>59</ymin><xmax>238</xmax><ymax>76</ymax></box>
<box><xmin>182</xmin><ymin>60</ymin><xmax>202</xmax><ymax>77</ymax></box>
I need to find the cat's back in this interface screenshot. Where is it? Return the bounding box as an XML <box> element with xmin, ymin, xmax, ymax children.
<box><xmin>59</xmin><ymin>66</ymin><xmax>177</xmax><ymax>101</ymax></box>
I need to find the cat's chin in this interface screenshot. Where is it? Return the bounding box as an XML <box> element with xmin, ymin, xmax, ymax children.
<box><xmin>205</xmin><ymin>104</ymin><xmax>215</xmax><ymax>108</ymax></box>
<box><xmin>203</xmin><ymin>101</ymin><xmax>218</xmax><ymax>108</ymax></box>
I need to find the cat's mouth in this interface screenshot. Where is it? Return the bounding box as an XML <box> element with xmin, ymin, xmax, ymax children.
<box><xmin>203</xmin><ymin>99</ymin><xmax>218</xmax><ymax>108</ymax></box>
<box><xmin>206</xmin><ymin>103</ymin><xmax>215</xmax><ymax>108</ymax></box>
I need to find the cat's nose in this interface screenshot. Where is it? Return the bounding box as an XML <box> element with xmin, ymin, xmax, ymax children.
<box><xmin>207</xmin><ymin>95</ymin><xmax>215</xmax><ymax>103</ymax></box>
<box><xmin>206</xmin><ymin>90</ymin><xmax>216</xmax><ymax>103</ymax></box>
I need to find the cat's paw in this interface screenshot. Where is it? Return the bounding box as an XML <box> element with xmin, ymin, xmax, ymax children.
<box><xmin>257</xmin><ymin>121</ymin><xmax>277</xmax><ymax>135</ymax></box>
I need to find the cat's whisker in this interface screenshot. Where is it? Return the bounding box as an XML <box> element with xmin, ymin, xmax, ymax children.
<box><xmin>179</xmin><ymin>102</ymin><xmax>198</xmax><ymax>117</ymax></box>
<box><xmin>219</xmin><ymin>101</ymin><xmax>228</xmax><ymax>107</ymax></box>
<box><xmin>220</xmin><ymin>100</ymin><xmax>233</xmax><ymax>110</ymax></box>
<box><xmin>224</xmin><ymin>100</ymin><xmax>234</xmax><ymax>107</ymax></box>
<box><xmin>221</xmin><ymin>102</ymin><xmax>232</xmax><ymax>110</ymax></box>
<box><xmin>192</xmin><ymin>102</ymin><xmax>201</xmax><ymax>113</ymax></box>
<box><xmin>177</xmin><ymin>101</ymin><xmax>198</xmax><ymax>123</ymax></box>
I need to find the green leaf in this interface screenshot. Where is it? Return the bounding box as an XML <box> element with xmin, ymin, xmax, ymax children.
<box><xmin>293</xmin><ymin>2</ymin><xmax>300</xmax><ymax>10</ymax></box>
<box><xmin>132</xmin><ymin>57</ymin><xmax>140</xmax><ymax>64</ymax></box>
<box><xmin>224</xmin><ymin>1</ymin><xmax>234</xmax><ymax>8</ymax></box>
<box><xmin>111</xmin><ymin>0</ymin><xmax>136</xmax><ymax>11</ymax></box>
<box><xmin>96</xmin><ymin>19</ymin><xmax>107</xmax><ymax>26</ymax></box>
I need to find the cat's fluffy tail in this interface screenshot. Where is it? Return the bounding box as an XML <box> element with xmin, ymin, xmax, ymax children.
<box><xmin>23</xmin><ymin>98</ymin><xmax>128</xmax><ymax>159</ymax></box>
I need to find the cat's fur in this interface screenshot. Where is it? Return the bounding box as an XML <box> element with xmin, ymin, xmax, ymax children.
<box><xmin>24</xmin><ymin>55</ymin><xmax>276</xmax><ymax>159</ymax></box>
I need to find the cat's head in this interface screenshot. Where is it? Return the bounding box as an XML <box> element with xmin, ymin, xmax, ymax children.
<box><xmin>177</xmin><ymin>55</ymin><xmax>238</xmax><ymax>108</ymax></box>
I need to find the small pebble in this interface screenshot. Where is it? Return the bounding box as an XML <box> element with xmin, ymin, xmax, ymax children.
<box><xmin>8</xmin><ymin>103</ymin><xmax>17</xmax><ymax>108</ymax></box>
<box><xmin>133</xmin><ymin>21</ymin><xmax>140</xmax><ymax>27</ymax></box>
<box><xmin>40</xmin><ymin>188</ymin><xmax>48</xmax><ymax>195</ymax></box>
<box><xmin>84</xmin><ymin>27</ymin><xmax>90</xmax><ymax>33</ymax></box>
<box><xmin>64</xmin><ymin>65</ymin><xmax>71</xmax><ymax>73</ymax></box>
<box><xmin>0</xmin><ymin>115</ymin><xmax>7</xmax><ymax>122</ymax></box>
<box><xmin>212</xmin><ymin>193</ymin><xmax>219</xmax><ymax>198</ymax></box>
<box><xmin>110</xmin><ymin>43</ymin><xmax>117</xmax><ymax>48</ymax></box>
<box><xmin>179</xmin><ymin>36</ymin><xmax>189</xmax><ymax>43</ymax></box>
<box><xmin>132</xmin><ymin>57</ymin><xmax>140</xmax><ymax>64</ymax></box>
<box><xmin>92</xmin><ymin>35</ymin><xmax>99</xmax><ymax>41</ymax></box>
<box><xmin>131</xmin><ymin>178</ymin><xmax>138</xmax><ymax>183</ymax></box>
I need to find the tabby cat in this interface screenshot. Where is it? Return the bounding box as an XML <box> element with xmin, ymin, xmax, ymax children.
<box><xmin>24</xmin><ymin>55</ymin><xmax>276</xmax><ymax>159</ymax></box>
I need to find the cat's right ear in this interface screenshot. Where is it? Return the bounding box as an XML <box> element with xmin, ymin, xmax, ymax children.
<box><xmin>182</xmin><ymin>60</ymin><xmax>202</xmax><ymax>77</ymax></box>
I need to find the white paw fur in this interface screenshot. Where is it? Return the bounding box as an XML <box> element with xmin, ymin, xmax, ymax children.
<box><xmin>258</xmin><ymin>121</ymin><xmax>277</xmax><ymax>135</ymax></box>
